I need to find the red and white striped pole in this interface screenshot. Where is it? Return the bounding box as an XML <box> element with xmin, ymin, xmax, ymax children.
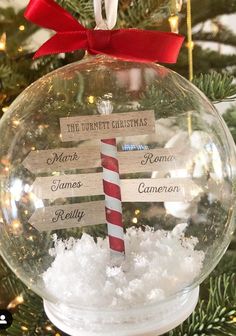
<box><xmin>94</xmin><ymin>0</ymin><xmax>124</xmax><ymax>257</ymax></box>
<box><xmin>101</xmin><ymin>138</ymin><xmax>125</xmax><ymax>256</ymax></box>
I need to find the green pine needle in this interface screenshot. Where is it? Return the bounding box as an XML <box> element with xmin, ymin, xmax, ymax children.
<box><xmin>192</xmin><ymin>72</ymin><xmax>236</xmax><ymax>103</ymax></box>
<box><xmin>223</xmin><ymin>105</ymin><xmax>236</xmax><ymax>143</ymax></box>
<box><xmin>56</xmin><ymin>0</ymin><xmax>174</xmax><ymax>29</ymax></box>
<box><xmin>167</xmin><ymin>273</ymin><xmax>236</xmax><ymax>336</ymax></box>
<box><xmin>117</xmin><ymin>0</ymin><xmax>174</xmax><ymax>29</ymax></box>
<box><xmin>0</xmin><ymin>64</ymin><xmax>12</xmax><ymax>79</ymax></box>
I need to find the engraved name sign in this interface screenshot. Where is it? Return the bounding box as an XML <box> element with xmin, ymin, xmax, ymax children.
<box><xmin>23</xmin><ymin>146</ymin><xmax>101</xmax><ymax>173</ymax></box>
<box><xmin>119</xmin><ymin>148</ymin><xmax>194</xmax><ymax>174</ymax></box>
<box><xmin>121</xmin><ymin>178</ymin><xmax>202</xmax><ymax>202</ymax></box>
<box><xmin>60</xmin><ymin>110</ymin><xmax>155</xmax><ymax>141</ymax></box>
<box><xmin>29</xmin><ymin>201</ymin><xmax>106</xmax><ymax>231</ymax></box>
<box><xmin>31</xmin><ymin>173</ymin><xmax>103</xmax><ymax>200</ymax></box>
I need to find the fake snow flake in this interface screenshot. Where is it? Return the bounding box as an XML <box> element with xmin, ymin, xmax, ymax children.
<box><xmin>43</xmin><ymin>224</ymin><xmax>204</xmax><ymax>308</ymax></box>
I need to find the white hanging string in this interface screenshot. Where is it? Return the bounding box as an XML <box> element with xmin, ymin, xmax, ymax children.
<box><xmin>93</xmin><ymin>0</ymin><xmax>119</xmax><ymax>30</ymax></box>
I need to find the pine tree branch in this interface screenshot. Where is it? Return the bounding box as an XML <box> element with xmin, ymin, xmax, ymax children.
<box><xmin>190</xmin><ymin>0</ymin><xmax>236</xmax><ymax>26</ymax></box>
<box><xmin>193</xmin><ymin>48</ymin><xmax>236</xmax><ymax>73</ymax></box>
<box><xmin>117</xmin><ymin>0</ymin><xmax>173</xmax><ymax>29</ymax></box>
<box><xmin>0</xmin><ymin>8</ymin><xmax>39</xmax><ymax>55</ymax></box>
<box><xmin>212</xmin><ymin>252</ymin><xmax>236</xmax><ymax>276</ymax></box>
<box><xmin>193</xmin><ymin>27</ymin><xmax>236</xmax><ymax>48</ymax></box>
<box><xmin>192</xmin><ymin>72</ymin><xmax>236</xmax><ymax>102</ymax></box>
<box><xmin>0</xmin><ymin>256</ymin><xmax>26</xmax><ymax>310</ymax></box>
<box><xmin>223</xmin><ymin>105</ymin><xmax>236</xmax><ymax>143</ymax></box>
<box><xmin>56</xmin><ymin>0</ymin><xmax>174</xmax><ymax>29</ymax></box>
<box><xmin>139</xmin><ymin>78</ymin><xmax>198</xmax><ymax>117</ymax></box>
<box><xmin>167</xmin><ymin>272</ymin><xmax>236</xmax><ymax>336</ymax></box>
<box><xmin>56</xmin><ymin>0</ymin><xmax>95</xmax><ymax>28</ymax></box>
<box><xmin>2</xmin><ymin>292</ymin><xmax>53</xmax><ymax>336</ymax></box>
<box><xmin>0</xmin><ymin>64</ymin><xmax>12</xmax><ymax>79</ymax></box>
<box><xmin>172</xmin><ymin>45</ymin><xmax>236</xmax><ymax>78</ymax></box>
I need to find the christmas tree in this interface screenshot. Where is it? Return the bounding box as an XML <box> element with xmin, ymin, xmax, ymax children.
<box><xmin>0</xmin><ymin>1</ymin><xmax>236</xmax><ymax>335</ymax></box>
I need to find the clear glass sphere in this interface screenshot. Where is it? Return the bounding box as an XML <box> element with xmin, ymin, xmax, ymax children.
<box><xmin>0</xmin><ymin>56</ymin><xmax>235</xmax><ymax>311</ymax></box>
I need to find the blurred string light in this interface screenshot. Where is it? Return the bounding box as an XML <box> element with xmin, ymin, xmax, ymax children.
<box><xmin>87</xmin><ymin>95</ymin><xmax>95</xmax><ymax>104</ymax></box>
<box><xmin>168</xmin><ymin>0</ymin><xmax>182</xmax><ymax>33</ymax></box>
<box><xmin>7</xmin><ymin>294</ymin><xmax>24</xmax><ymax>309</ymax></box>
<box><xmin>2</xmin><ymin>106</ymin><xmax>9</xmax><ymax>113</ymax></box>
<box><xmin>12</xmin><ymin>118</ymin><xmax>20</xmax><ymax>127</ymax></box>
<box><xmin>18</xmin><ymin>25</ymin><xmax>25</xmax><ymax>31</ymax></box>
<box><xmin>168</xmin><ymin>15</ymin><xmax>179</xmax><ymax>34</ymax></box>
<box><xmin>132</xmin><ymin>208</ymin><xmax>141</xmax><ymax>224</ymax></box>
<box><xmin>11</xmin><ymin>219</ymin><xmax>22</xmax><ymax>235</ymax></box>
<box><xmin>0</xmin><ymin>32</ymin><xmax>6</xmax><ymax>51</ymax></box>
<box><xmin>21</xmin><ymin>326</ymin><xmax>28</xmax><ymax>331</ymax></box>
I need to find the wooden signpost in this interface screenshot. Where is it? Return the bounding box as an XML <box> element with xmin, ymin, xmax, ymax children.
<box><xmin>23</xmin><ymin>146</ymin><xmax>194</xmax><ymax>175</ymax></box>
<box><xmin>29</xmin><ymin>201</ymin><xmax>106</xmax><ymax>232</ymax></box>
<box><xmin>23</xmin><ymin>110</ymin><xmax>201</xmax><ymax>241</ymax></box>
<box><xmin>23</xmin><ymin>146</ymin><xmax>101</xmax><ymax>173</ymax></box>
<box><xmin>118</xmin><ymin>148</ymin><xmax>195</xmax><ymax>174</ymax></box>
<box><xmin>60</xmin><ymin>110</ymin><xmax>156</xmax><ymax>141</ymax></box>
<box><xmin>31</xmin><ymin>173</ymin><xmax>103</xmax><ymax>200</ymax></box>
<box><xmin>121</xmin><ymin>178</ymin><xmax>201</xmax><ymax>202</ymax></box>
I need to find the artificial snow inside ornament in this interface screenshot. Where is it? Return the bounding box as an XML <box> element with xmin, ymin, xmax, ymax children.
<box><xmin>0</xmin><ymin>55</ymin><xmax>235</xmax><ymax>336</ymax></box>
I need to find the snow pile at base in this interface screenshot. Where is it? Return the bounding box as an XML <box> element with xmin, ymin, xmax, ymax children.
<box><xmin>43</xmin><ymin>224</ymin><xmax>204</xmax><ymax>307</ymax></box>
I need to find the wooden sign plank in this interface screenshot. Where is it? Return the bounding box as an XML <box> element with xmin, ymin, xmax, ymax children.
<box><xmin>60</xmin><ymin>110</ymin><xmax>155</xmax><ymax>141</ymax></box>
<box><xmin>29</xmin><ymin>201</ymin><xmax>106</xmax><ymax>231</ymax></box>
<box><xmin>121</xmin><ymin>178</ymin><xmax>202</xmax><ymax>202</ymax></box>
<box><xmin>23</xmin><ymin>147</ymin><xmax>193</xmax><ymax>174</ymax></box>
<box><xmin>22</xmin><ymin>146</ymin><xmax>101</xmax><ymax>173</ymax></box>
<box><xmin>31</xmin><ymin>173</ymin><xmax>103</xmax><ymax>200</ymax></box>
<box><xmin>119</xmin><ymin>148</ymin><xmax>194</xmax><ymax>174</ymax></box>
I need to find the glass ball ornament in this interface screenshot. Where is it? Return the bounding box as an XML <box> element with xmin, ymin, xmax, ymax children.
<box><xmin>0</xmin><ymin>55</ymin><xmax>235</xmax><ymax>336</ymax></box>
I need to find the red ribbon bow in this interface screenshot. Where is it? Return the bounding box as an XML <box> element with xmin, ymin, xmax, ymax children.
<box><xmin>25</xmin><ymin>0</ymin><xmax>184</xmax><ymax>62</ymax></box>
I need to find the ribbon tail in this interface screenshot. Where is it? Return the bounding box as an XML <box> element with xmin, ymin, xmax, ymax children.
<box><xmin>33</xmin><ymin>32</ymin><xmax>88</xmax><ymax>58</ymax></box>
<box><xmin>25</xmin><ymin>0</ymin><xmax>85</xmax><ymax>32</ymax></box>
